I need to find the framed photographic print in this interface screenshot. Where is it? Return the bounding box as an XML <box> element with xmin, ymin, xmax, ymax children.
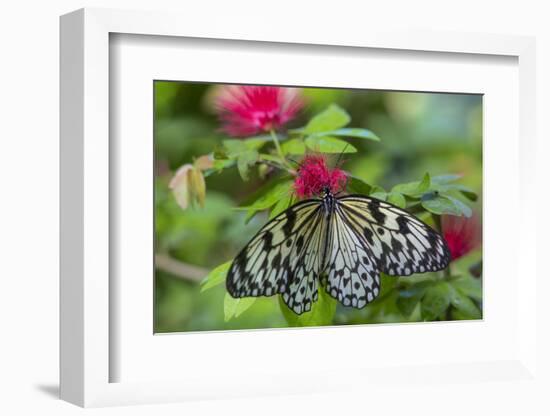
<box><xmin>153</xmin><ymin>81</ymin><xmax>482</xmax><ymax>332</ymax></box>
<box><xmin>60</xmin><ymin>7</ymin><xmax>538</xmax><ymax>408</ymax></box>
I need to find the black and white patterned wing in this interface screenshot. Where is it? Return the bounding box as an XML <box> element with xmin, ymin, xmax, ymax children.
<box><xmin>319</xmin><ymin>194</ymin><xmax>450</xmax><ymax>310</ymax></box>
<box><xmin>226</xmin><ymin>199</ymin><xmax>328</xmax><ymax>314</ymax></box>
<box><xmin>320</xmin><ymin>204</ymin><xmax>381</xmax><ymax>309</ymax></box>
<box><xmin>337</xmin><ymin>195</ymin><xmax>451</xmax><ymax>276</ymax></box>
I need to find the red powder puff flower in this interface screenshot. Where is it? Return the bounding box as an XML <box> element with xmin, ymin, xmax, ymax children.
<box><xmin>442</xmin><ymin>214</ymin><xmax>481</xmax><ymax>260</ymax></box>
<box><xmin>294</xmin><ymin>155</ymin><xmax>347</xmax><ymax>199</ymax></box>
<box><xmin>214</xmin><ymin>85</ymin><xmax>303</xmax><ymax>137</ymax></box>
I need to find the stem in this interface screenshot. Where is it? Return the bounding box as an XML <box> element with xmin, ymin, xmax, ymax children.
<box><xmin>256</xmin><ymin>159</ymin><xmax>286</xmax><ymax>171</ymax></box>
<box><xmin>269</xmin><ymin>129</ymin><xmax>291</xmax><ymax>170</ymax></box>
<box><xmin>155</xmin><ymin>253</ymin><xmax>208</xmax><ymax>282</ymax></box>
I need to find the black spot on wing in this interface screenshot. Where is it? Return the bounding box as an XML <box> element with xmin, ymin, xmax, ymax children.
<box><xmin>262</xmin><ymin>231</ymin><xmax>273</xmax><ymax>250</ymax></box>
<box><xmin>396</xmin><ymin>215</ymin><xmax>410</xmax><ymax>233</ymax></box>
<box><xmin>391</xmin><ymin>235</ymin><xmax>404</xmax><ymax>251</ymax></box>
<box><xmin>368</xmin><ymin>199</ymin><xmax>386</xmax><ymax>224</ymax></box>
<box><xmin>282</xmin><ymin>208</ymin><xmax>296</xmax><ymax>237</ymax></box>
<box><xmin>296</xmin><ymin>235</ymin><xmax>304</xmax><ymax>252</ymax></box>
<box><xmin>363</xmin><ymin>227</ymin><xmax>374</xmax><ymax>245</ymax></box>
<box><xmin>271</xmin><ymin>252</ymin><xmax>281</xmax><ymax>268</ymax></box>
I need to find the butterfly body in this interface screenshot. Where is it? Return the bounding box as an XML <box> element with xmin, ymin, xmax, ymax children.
<box><xmin>227</xmin><ymin>191</ymin><xmax>451</xmax><ymax>315</ymax></box>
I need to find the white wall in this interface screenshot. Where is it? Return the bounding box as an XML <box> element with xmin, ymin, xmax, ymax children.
<box><xmin>1</xmin><ymin>1</ymin><xmax>548</xmax><ymax>414</ymax></box>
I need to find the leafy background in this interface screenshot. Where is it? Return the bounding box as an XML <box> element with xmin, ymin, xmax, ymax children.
<box><xmin>154</xmin><ymin>82</ymin><xmax>482</xmax><ymax>333</ymax></box>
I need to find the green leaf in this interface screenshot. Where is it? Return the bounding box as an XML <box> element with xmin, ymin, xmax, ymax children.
<box><xmin>457</xmin><ymin>188</ymin><xmax>478</xmax><ymax>202</ymax></box>
<box><xmin>450</xmin><ymin>276</ymin><xmax>482</xmax><ymax>302</ymax></box>
<box><xmin>448</xmin><ymin>285</ymin><xmax>481</xmax><ymax>319</ymax></box>
<box><xmin>237</xmin><ymin>149</ymin><xmax>259</xmax><ymax>181</ymax></box>
<box><xmin>391</xmin><ymin>181</ymin><xmax>419</xmax><ymax>197</ymax></box>
<box><xmin>243</xmin><ymin>136</ymin><xmax>271</xmax><ymax>150</ymax></box>
<box><xmin>222</xmin><ymin>139</ymin><xmax>244</xmax><ymax>156</ymax></box>
<box><xmin>419</xmin><ymin>174</ymin><xmax>478</xmax><ymax>202</ymax></box>
<box><xmin>234</xmin><ymin>177</ymin><xmax>293</xmax><ymax>223</ymax></box>
<box><xmin>210</xmin><ymin>159</ymin><xmax>235</xmax><ymax>173</ymax></box>
<box><xmin>347</xmin><ymin>176</ymin><xmax>373</xmax><ymax>195</ymax></box>
<box><xmin>421</xmin><ymin>194</ymin><xmax>472</xmax><ymax>217</ymax></box>
<box><xmin>421</xmin><ymin>281</ymin><xmax>452</xmax><ymax>320</ymax></box>
<box><xmin>235</xmin><ymin>180</ymin><xmax>293</xmax><ymax>212</ymax></box>
<box><xmin>259</xmin><ymin>153</ymin><xmax>281</xmax><ymax>163</ymax></box>
<box><xmin>396</xmin><ymin>280</ymin><xmax>433</xmax><ymax>317</ymax></box>
<box><xmin>445</xmin><ymin>184</ymin><xmax>478</xmax><ymax>202</ymax></box>
<box><xmin>391</xmin><ymin>177</ymin><xmax>428</xmax><ymax>198</ymax></box>
<box><xmin>417</xmin><ymin>172</ymin><xmax>431</xmax><ymax>193</ymax></box>
<box><xmin>224</xmin><ymin>293</ymin><xmax>256</xmax><ymax>321</ymax></box>
<box><xmin>213</xmin><ymin>144</ymin><xmax>228</xmax><ymax>160</ymax></box>
<box><xmin>305</xmin><ymin>136</ymin><xmax>357</xmax><ymax>154</ymax></box>
<box><xmin>446</xmin><ymin>195</ymin><xmax>473</xmax><ymax>217</ymax></box>
<box><xmin>287</xmin><ymin>127</ymin><xmax>305</xmax><ymax>135</ymax></box>
<box><xmin>371</xmin><ymin>192</ymin><xmax>387</xmax><ymax>200</ymax></box>
<box><xmin>370</xmin><ymin>185</ymin><xmax>387</xmax><ymax>201</ymax></box>
<box><xmin>435</xmin><ymin>182</ymin><xmax>478</xmax><ymax>202</ymax></box>
<box><xmin>431</xmin><ymin>174</ymin><xmax>462</xmax><ymax>184</ymax></box>
<box><xmin>281</xmin><ymin>138</ymin><xmax>306</xmax><ymax>155</ymax></box>
<box><xmin>200</xmin><ymin>261</ymin><xmax>231</xmax><ymax>292</ymax></box>
<box><xmin>391</xmin><ymin>173</ymin><xmax>431</xmax><ymax>199</ymax></box>
<box><xmin>314</xmin><ymin>127</ymin><xmax>380</xmax><ymax>141</ymax></box>
<box><xmin>377</xmin><ymin>273</ymin><xmax>399</xmax><ymax>299</ymax></box>
<box><xmin>269</xmin><ymin>194</ymin><xmax>294</xmax><ymax>219</ymax></box>
<box><xmin>304</xmin><ymin>104</ymin><xmax>351</xmax><ymax>134</ymax></box>
<box><xmin>279</xmin><ymin>285</ymin><xmax>337</xmax><ymax>327</ymax></box>
<box><xmin>387</xmin><ymin>192</ymin><xmax>406</xmax><ymax>208</ymax></box>
<box><xmin>223</xmin><ymin>137</ymin><xmax>269</xmax><ymax>155</ymax></box>
<box><xmin>222</xmin><ymin>139</ymin><xmax>262</xmax><ymax>181</ymax></box>
<box><xmin>421</xmin><ymin>194</ymin><xmax>460</xmax><ymax>216</ymax></box>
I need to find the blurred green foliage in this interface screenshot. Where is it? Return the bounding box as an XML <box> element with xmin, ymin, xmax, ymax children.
<box><xmin>154</xmin><ymin>81</ymin><xmax>482</xmax><ymax>333</ymax></box>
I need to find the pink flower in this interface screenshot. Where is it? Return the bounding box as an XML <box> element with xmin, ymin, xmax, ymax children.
<box><xmin>294</xmin><ymin>155</ymin><xmax>347</xmax><ymax>199</ymax></box>
<box><xmin>442</xmin><ymin>214</ymin><xmax>481</xmax><ymax>260</ymax></box>
<box><xmin>214</xmin><ymin>85</ymin><xmax>303</xmax><ymax>137</ymax></box>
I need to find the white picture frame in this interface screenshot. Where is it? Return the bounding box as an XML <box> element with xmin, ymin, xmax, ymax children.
<box><xmin>60</xmin><ymin>7</ymin><xmax>538</xmax><ymax>408</ymax></box>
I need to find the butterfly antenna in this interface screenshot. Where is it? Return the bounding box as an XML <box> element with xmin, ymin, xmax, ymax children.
<box><xmin>335</xmin><ymin>143</ymin><xmax>350</xmax><ymax>168</ymax></box>
<box><xmin>287</xmin><ymin>157</ymin><xmax>301</xmax><ymax>168</ymax></box>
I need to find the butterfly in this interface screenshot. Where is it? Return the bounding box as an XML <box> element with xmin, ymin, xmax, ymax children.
<box><xmin>226</xmin><ymin>188</ymin><xmax>451</xmax><ymax>315</ymax></box>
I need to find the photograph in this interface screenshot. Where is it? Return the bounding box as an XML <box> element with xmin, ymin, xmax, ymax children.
<box><xmin>154</xmin><ymin>82</ymin><xmax>483</xmax><ymax>333</ymax></box>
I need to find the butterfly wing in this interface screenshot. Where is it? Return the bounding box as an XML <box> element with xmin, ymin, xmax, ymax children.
<box><xmin>319</xmin><ymin>195</ymin><xmax>450</xmax><ymax>309</ymax></box>
<box><xmin>226</xmin><ymin>199</ymin><xmax>328</xmax><ymax>314</ymax></box>
<box><xmin>320</xmin><ymin>204</ymin><xmax>381</xmax><ymax>309</ymax></box>
<box><xmin>227</xmin><ymin>194</ymin><xmax>451</xmax><ymax>314</ymax></box>
<box><xmin>337</xmin><ymin>195</ymin><xmax>451</xmax><ymax>276</ymax></box>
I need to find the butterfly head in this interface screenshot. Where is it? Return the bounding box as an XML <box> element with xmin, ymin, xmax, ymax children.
<box><xmin>322</xmin><ymin>186</ymin><xmax>334</xmax><ymax>198</ymax></box>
